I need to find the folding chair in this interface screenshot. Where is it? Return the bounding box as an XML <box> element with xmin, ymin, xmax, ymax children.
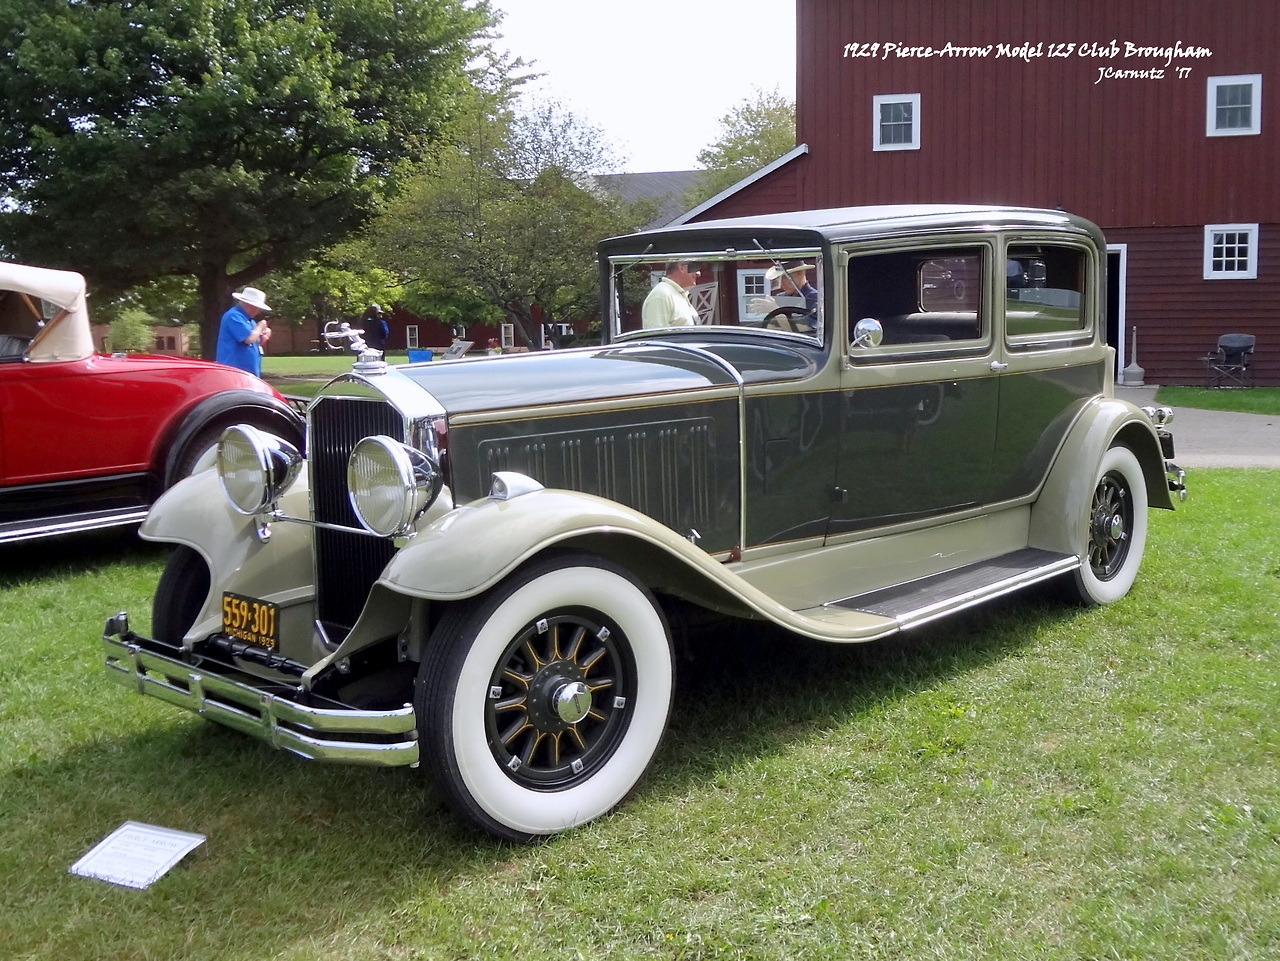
<box><xmin>1200</xmin><ymin>333</ymin><xmax>1255</xmax><ymax>388</ymax></box>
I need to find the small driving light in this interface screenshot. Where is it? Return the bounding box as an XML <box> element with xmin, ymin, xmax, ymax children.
<box><xmin>348</xmin><ymin>435</ymin><xmax>442</xmax><ymax>537</ymax></box>
<box><xmin>217</xmin><ymin>425</ymin><xmax>303</xmax><ymax>515</ymax></box>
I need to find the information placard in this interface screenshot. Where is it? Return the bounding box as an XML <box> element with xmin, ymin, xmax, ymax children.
<box><xmin>70</xmin><ymin>821</ymin><xmax>206</xmax><ymax>889</ymax></box>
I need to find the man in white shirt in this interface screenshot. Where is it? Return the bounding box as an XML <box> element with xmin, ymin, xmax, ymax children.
<box><xmin>642</xmin><ymin>261</ymin><xmax>701</xmax><ymax>327</ymax></box>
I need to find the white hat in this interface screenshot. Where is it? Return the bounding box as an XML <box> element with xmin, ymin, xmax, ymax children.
<box><xmin>765</xmin><ymin>261</ymin><xmax>815</xmax><ymax>282</ymax></box>
<box><xmin>232</xmin><ymin>286</ymin><xmax>272</xmax><ymax>311</ymax></box>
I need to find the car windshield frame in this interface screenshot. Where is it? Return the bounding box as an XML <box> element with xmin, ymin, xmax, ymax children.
<box><xmin>607</xmin><ymin>245</ymin><xmax>827</xmax><ymax>348</ymax></box>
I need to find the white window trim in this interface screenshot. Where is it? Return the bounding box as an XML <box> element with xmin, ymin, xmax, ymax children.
<box><xmin>738</xmin><ymin>269</ymin><xmax>769</xmax><ymax>322</ymax></box>
<box><xmin>1203</xmin><ymin>224</ymin><xmax>1259</xmax><ymax>279</ymax></box>
<box><xmin>872</xmin><ymin>93</ymin><xmax>920</xmax><ymax>151</ymax></box>
<box><xmin>405</xmin><ymin>324</ymin><xmax>419</xmax><ymax>348</ymax></box>
<box><xmin>1206</xmin><ymin>74</ymin><xmax>1262</xmax><ymax>137</ymax></box>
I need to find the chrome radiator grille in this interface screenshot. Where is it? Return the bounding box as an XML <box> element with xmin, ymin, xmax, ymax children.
<box><xmin>309</xmin><ymin>395</ymin><xmax>404</xmax><ymax>635</ymax></box>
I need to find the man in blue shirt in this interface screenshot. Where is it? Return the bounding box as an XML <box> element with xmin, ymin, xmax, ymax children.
<box><xmin>216</xmin><ymin>286</ymin><xmax>273</xmax><ymax>375</ymax></box>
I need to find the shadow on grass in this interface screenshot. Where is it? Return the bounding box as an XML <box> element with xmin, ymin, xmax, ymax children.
<box><xmin>0</xmin><ymin>527</ymin><xmax>164</xmax><ymax>583</ymax></box>
<box><xmin>653</xmin><ymin>584</ymin><xmax>1082</xmax><ymax>787</ymax></box>
<box><xmin>0</xmin><ymin>556</ymin><xmax>1091</xmax><ymax>959</ymax></box>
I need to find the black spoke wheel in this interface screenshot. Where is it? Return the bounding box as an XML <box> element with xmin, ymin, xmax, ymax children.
<box><xmin>417</xmin><ymin>553</ymin><xmax>672</xmax><ymax>841</ymax></box>
<box><xmin>1088</xmin><ymin>471</ymin><xmax>1134</xmax><ymax>580</ymax></box>
<box><xmin>486</xmin><ymin>610</ymin><xmax>634</xmax><ymax>789</ymax></box>
<box><xmin>1068</xmin><ymin>445</ymin><xmax>1148</xmax><ymax>606</ymax></box>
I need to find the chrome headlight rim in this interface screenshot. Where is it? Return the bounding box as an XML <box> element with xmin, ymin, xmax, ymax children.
<box><xmin>217</xmin><ymin>424</ymin><xmax>304</xmax><ymax>516</ymax></box>
<box><xmin>347</xmin><ymin>435</ymin><xmax>442</xmax><ymax>537</ymax></box>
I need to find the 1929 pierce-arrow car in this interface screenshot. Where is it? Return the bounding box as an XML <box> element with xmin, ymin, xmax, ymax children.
<box><xmin>104</xmin><ymin>205</ymin><xmax>1186</xmax><ymax>840</ymax></box>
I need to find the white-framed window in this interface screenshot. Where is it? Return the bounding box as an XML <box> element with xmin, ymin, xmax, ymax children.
<box><xmin>738</xmin><ymin>270</ymin><xmax>769</xmax><ymax>322</ymax></box>
<box><xmin>405</xmin><ymin>324</ymin><xmax>419</xmax><ymax>348</ymax></box>
<box><xmin>500</xmin><ymin>323</ymin><xmax>515</xmax><ymax>349</ymax></box>
<box><xmin>873</xmin><ymin>93</ymin><xmax>920</xmax><ymax>151</ymax></box>
<box><xmin>1203</xmin><ymin>224</ymin><xmax>1259</xmax><ymax>279</ymax></box>
<box><xmin>1206</xmin><ymin>74</ymin><xmax>1262</xmax><ymax>136</ymax></box>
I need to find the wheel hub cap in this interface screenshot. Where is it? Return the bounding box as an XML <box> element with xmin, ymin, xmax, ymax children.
<box><xmin>1108</xmin><ymin>513</ymin><xmax>1124</xmax><ymax>539</ymax></box>
<box><xmin>553</xmin><ymin>681</ymin><xmax>592</xmax><ymax>724</ymax></box>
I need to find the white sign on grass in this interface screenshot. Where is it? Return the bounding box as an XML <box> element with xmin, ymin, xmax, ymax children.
<box><xmin>70</xmin><ymin>821</ymin><xmax>206</xmax><ymax>889</ymax></box>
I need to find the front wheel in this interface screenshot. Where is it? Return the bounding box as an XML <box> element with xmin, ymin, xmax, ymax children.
<box><xmin>152</xmin><ymin>546</ymin><xmax>211</xmax><ymax>644</ymax></box>
<box><xmin>416</xmin><ymin>553</ymin><xmax>673</xmax><ymax>841</ymax></box>
<box><xmin>1067</xmin><ymin>445</ymin><xmax>1148</xmax><ymax>606</ymax></box>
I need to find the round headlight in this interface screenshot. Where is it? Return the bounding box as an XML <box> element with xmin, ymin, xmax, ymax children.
<box><xmin>347</xmin><ymin>435</ymin><xmax>442</xmax><ymax>537</ymax></box>
<box><xmin>217</xmin><ymin>425</ymin><xmax>303</xmax><ymax>515</ymax></box>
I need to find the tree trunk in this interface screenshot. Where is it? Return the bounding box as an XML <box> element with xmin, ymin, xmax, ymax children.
<box><xmin>196</xmin><ymin>264</ymin><xmax>233</xmax><ymax>361</ymax></box>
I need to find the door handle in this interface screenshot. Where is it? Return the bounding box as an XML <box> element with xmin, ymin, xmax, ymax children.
<box><xmin>989</xmin><ymin>361</ymin><xmax>1009</xmax><ymax>372</ymax></box>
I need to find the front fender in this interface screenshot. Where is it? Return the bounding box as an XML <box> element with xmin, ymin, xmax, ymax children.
<box><xmin>1029</xmin><ymin>396</ymin><xmax>1171</xmax><ymax>557</ymax></box>
<box><xmin>380</xmin><ymin>488</ymin><xmax>726</xmax><ymax>600</ymax></box>
<box><xmin>140</xmin><ymin>468</ymin><xmax>315</xmax><ymax>643</ymax></box>
<box><xmin>161</xmin><ymin>390</ymin><xmax>305</xmax><ymax>487</ymax></box>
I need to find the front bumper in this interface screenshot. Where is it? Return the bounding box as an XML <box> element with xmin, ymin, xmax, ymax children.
<box><xmin>102</xmin><ymin>613</ymin><xmax>419</xmax><ymax>767</ymax></box>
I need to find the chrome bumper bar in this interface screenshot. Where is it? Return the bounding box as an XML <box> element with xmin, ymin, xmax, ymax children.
<box><xmin>102</xmin><ymin>613</ymin><xmax>419</xmax><ymax>767</ymax></box>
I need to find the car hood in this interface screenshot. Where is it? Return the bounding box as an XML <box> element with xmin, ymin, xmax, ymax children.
<box><xmin>390</xmin><ymin>342</ymin><xmax>744</xmax><ymax>415</ymax></box>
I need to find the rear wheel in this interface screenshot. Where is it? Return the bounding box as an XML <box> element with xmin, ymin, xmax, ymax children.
<box><xmin>1067</xmin><ymin>445</ymin><xmax>1148</xmax><ymax>606</ymax></box>
<box><xmin>416</xmin><ymin>553</ymin><xmax>673</xmax><ymax>841</ymax></box>
<box><xmin>152</xmin><ymin>546</ymin><xmax>211</xmax><ymax>644</ymax></box>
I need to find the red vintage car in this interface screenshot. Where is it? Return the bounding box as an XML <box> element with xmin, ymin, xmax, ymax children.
<box><xmin>0</xmin><ymin>261</ymin><xmax>303</xmax><ymax>543</ymax></box>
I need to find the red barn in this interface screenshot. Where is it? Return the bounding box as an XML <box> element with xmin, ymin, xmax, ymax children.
<box><xmin>685</xmin><ymin>0</ymin><xmax>1277</xmax><ymax>386</ymax></box>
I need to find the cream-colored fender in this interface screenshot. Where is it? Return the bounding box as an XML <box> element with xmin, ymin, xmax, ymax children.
<box><xmin>381</xmin><ymin>488</ymin><xmax>732</xmax><ymax>600</ymax></box>
<box><xmin>1029</xmin><ymin>396</ymin><xmax>1169</xmax><ymax>558</ymax></box>
<box><xmin>375</xmin><ymin>487</ymin><xmax>896</xmax><ymax>643</ymax></box>
<box><xmin>139</xmin><ymin>468</ymin><xmax>315</xmax><ymax>640</ymax></box>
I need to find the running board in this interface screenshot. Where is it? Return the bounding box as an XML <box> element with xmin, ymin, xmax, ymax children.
<box><xmin>0</xmin><ymin>506</ymin><xmax>150</xmax><ymax>545</ymax></box>
<box><xmin>827</xmin><ymin>548</ymin><xmax>1079</xmax><ymax>631</ymax></box>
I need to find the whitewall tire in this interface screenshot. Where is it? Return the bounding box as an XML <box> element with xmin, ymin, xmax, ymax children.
<box><xmin>417</xmin><ymin>553</ymin><xmax>673</xmax><ymax>841</ymax></box>
<box><xmin>1068</xmin><ymin>445</ymin><xmax>1148</xmax><ymax>606</ymax></box>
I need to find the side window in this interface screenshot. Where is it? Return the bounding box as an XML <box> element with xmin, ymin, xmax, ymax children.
<box><xmin>847</xmin><ymin>245</ymin><xmax>985</xmax><ymax>350</ymax></box>
<box><xmin>873</xmin><ymin>94</ymin><xmax>921</xmax><ymax>151</ymax></box>
<box><xmin>738</xmin><ymin>270</ymin><xmax>770</xmax><ymax>323</ymax></box>
<box><xmin>1005</xmin><ymin>245</ymin><xmax>1088</xmax><ymax>340</ymax></box>
<box><xmin>1203</xmin><ymin>224</ymin><xmax>1259</xmax><ymax>279</ymax></box>
<box><xmin>1206</xmin><ymin>74</ymin><xmax>1262</xmax><ymax>137</ymax></box>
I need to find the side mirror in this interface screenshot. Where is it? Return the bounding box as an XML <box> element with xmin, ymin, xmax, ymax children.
<box><xmin>851</xmin><ymin>317</ymin><xmax>883</xmax><ymax>349</ymax></box>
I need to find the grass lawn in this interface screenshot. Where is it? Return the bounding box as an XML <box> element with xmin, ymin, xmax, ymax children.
<box><xmin>1155</xmin><ymin>386</ymin><xmax>1280</xmax><ymax>415</ymax></box>
<box><xmin>3</xmin><ymin>471</ymin><xmax>1275</xmax><ymax>960</ymax></box>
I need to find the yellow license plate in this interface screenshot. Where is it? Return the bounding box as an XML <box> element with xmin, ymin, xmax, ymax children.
<box><xmin>221</xmin><ymin>592</ymin><xmax>279</xmax><ymax>651</ymax></box>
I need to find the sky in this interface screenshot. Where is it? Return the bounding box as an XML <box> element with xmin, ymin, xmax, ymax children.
<box><xmin>489</xmin><ymin>0</ymin><xmax>797</xmax><ymax>173</ymax></box>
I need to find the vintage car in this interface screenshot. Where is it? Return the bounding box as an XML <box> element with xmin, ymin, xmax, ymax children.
<box><xmin>0</xmin><ymin>261</ymin><xmax>304</xmax><ymax>544</ymax></box>
<box><xmin>103</xmin><ymin>205</ymin><xmax>1186</xmax><ymax>841</ymax></box>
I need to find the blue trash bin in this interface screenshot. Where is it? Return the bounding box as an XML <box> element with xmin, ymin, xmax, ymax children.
<box><xmin>406</xmin><ymin>349</ymin><xmax>433</xmax><ymax>363</ymax></box>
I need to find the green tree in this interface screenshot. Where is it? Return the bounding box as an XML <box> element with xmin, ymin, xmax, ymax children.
<box><xmin>0</xmin><ymin>0</ymin><xmax>494</xmax><ymax>357</ymax></box>
<box><xmin>366</xmin><ymin>99</ymin><xmax>655</xmax><ymax>349</ymax></box>
<box><xmin>685</xmin><ymin>88</ymin><xmax>796</xmax><ymax>207</ymax></box>
<box><xmin>107</xmin><ymin>307</ymin><xmax>156</xmax><ymax>353</ymax></box>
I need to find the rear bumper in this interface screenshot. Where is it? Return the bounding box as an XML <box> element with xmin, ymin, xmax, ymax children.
<box><xmin>102</xmin><ymin>613</ymin><xmax>419</xmax><ymax>767</ymax></box>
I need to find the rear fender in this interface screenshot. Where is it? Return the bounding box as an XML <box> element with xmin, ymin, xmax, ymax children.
<box><xmin>1029</xmin><ymin>397</ymin><xmax>1172</xmax><ymax>557</ymax></box>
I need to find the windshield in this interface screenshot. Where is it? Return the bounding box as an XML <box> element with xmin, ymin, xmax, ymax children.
<box><xmin>609</xmin><ymin>248</ymin><xmax>824</xmax><ymax>344</ymax></box>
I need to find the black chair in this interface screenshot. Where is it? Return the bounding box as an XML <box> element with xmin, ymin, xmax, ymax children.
<box><xmin>1200</xmin><ymin>333</ymin><xmax>1256</xmax><ymax>387</ymax></box>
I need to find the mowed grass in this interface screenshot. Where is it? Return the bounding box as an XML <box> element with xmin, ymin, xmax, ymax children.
<box><xmin>1</xmin><ymin>471</ymin><xmax>1277</xmax><ymax>960</ymax></box>
<box><xmin>1155</xmin><ymin>385</ymin><xmax>1280</xmax><ymax>415</ymax></box>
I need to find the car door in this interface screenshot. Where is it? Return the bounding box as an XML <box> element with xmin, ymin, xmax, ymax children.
<box><xmin>830</xmin><ymin>239</ymin><xmax>1001</xmax><ymax>537</ymax></box>
<box><xmin>990</xmin><ymin>238</ymin><xmax>1109</xmax><ymax>500</ymax></box>
<box><xmin>0</xmin><ymin>355</ymin><xmax>163</xmax><ymax>485</ymax></box>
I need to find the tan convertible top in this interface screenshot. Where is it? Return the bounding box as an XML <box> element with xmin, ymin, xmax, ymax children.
<box><xmin>0</xmin><ymin>261</ymin><xmax>95</xmax><ymax>362</ymax></box>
